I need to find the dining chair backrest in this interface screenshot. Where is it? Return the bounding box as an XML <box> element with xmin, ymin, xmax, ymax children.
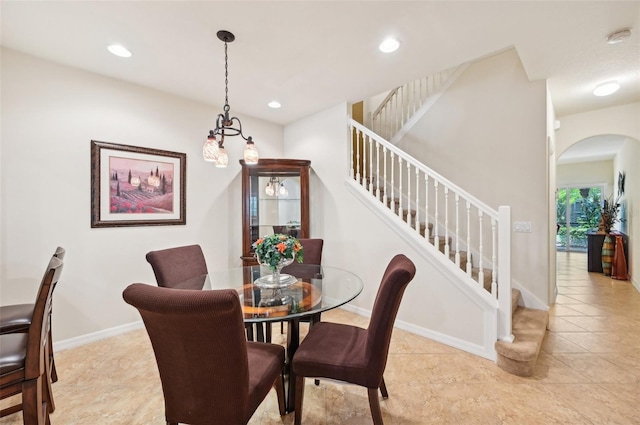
<box><xmin>0</xmin><ymin>255</ymin><xmax>64</xmax><ymax>424</ymax></box>
<box><xmin>1</xmin><ymin>247</ymin><xmax>66</xmax><ymax>335</ymax></box>
<box><xmin>281</xmin><ymin>238</ymin><xmax>323</xmax><ymax>279</ymax></box>
<box><xmin>364</xmin><ymin>254</ymin><xmax>416</xmax><ymax>385</ymax></box>
<box><xmin>123</xmin><ymin>284</ymin><xmax>251</xmax><ymax>424</ymax></box>
<box><xmin>26</xmin><ymin>257</ymin><xmax>63</xmax><ymax>378</ymax></box>
<box><xmin>145</xmin><ymin>244</ymin><xmax>207</xmax><ymax>288</ymax></box>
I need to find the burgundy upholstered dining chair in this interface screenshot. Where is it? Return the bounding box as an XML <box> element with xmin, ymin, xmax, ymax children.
<box><xmin>145</xmin><ymin>244</ymin><xmax>208</xmax><ymax>288</ymax></box>
<box><xmin>0</xmin><ymin>246</ymin><xmax>65</xmax><ymax>408</ymax></box>
<box><xmin>146</xmin><ymin>244</ymin><xmax>259</xmax><ymax>340</ymax></box>
<box><xmin>292</xmin><ymin>254</ymin><xmax>416</xmax><ymax>425</ymax></box>
<box><xmin>123</xmin><ymin>283</ymin><xmax>286</xmax><ymax>425</ymax></box>
<box><xmin>271</xmin><ymin>238</ymin><xmax>324</xmax><ymax>340</ymax></box>
<box><xmin>0</xmin><ymin>255</ymin><xmax>64</xmax><ymax>423</ymax></box>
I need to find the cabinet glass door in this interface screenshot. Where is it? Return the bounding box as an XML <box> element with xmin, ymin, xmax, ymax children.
<box><xmin>257</xmin><ymin>175</ymin><xmax>302</xmax><ymax>237</ymax></box>
<box><xmin>241</xmin><ymin>159</ymin><xmax>310</xmax><ymax>266</ymax></box>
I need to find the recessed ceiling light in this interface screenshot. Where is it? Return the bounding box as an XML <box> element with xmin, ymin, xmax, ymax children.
<box><xmin>107</xmin><ymin>44</ymin><xmax>132</xmax><ymax>58</ymax></box>
<box><xmin>593</xmin><ymin>81</ymin><xmax>620</xmax><ymax>97</ymax></box>
<box><xmin>606</xmin><ymin>28</ymin><xmax>632</xmax><ymax>45</ymax></box>
<box><xmin>379</xmin><ymin>37</ymin><xmax>400</xmax><ymax>53</ymax></box>
<box><xmin>268</xmin><ymin>101</ymin><xmax>281</xmax><ymax>109</ymax></box>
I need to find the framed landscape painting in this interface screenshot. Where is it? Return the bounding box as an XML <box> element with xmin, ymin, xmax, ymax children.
<box><xmin>91</xmin><ymin>140</ymin><xmax>186</xmax><ymax>228</ymax></box>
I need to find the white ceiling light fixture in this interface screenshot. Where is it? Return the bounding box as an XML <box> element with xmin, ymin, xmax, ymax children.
<box><xmin>268</xmin><ymin>101</ymin><xmax>281</xmax><ymax>109</ymax></box>
<box><xmin>107</xmin><ymin>44</ymin><xmax>132</xmax><ymax>58</ymax></box>
<box><xmin>606</xmin><ymin>28</ymin><xmax>632</xmax><ymax>45</ymax></box>
<box><xmin>379</xmin><ymin>37</ymin><xmax>400</xmax><ymax>53</ymax></box>
<box><xmin>593</xmin><ymin>81</ymin><xmax>620</xmax><ymax>97</ymax></box>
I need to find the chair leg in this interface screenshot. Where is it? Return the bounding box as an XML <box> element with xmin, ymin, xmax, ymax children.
<box><xmin>294</xmin><ymin>375</ymin><xmax>305</xmax><ymax>425</ymax></box>
<box><xmin>280</xmin><ymin>321</ymin><xmax>284</xmax><ymax>334</ymax></box>
<box><xmin>255</xmin><ymin>323</ymin><xmax>265</xmax><ymax>342</ymax></box>
<box><xmin>380</xmin><ymin>376</ymin><xmax>389</xmax><ymax>399</ymax></box>
<box><xmin>265</xmin><ymin>322</ymin><xmax>272</xmax><ymax>343</ymax></box>
<box><xmin>246</xmin><ymin>324</ymin><xmax>254</xmax><ymax>341</ymax></box>
<box><xmin>274</xmin><ymin>374</ymin><xmax>286</xmax><ymax>416</ymax></box>
<box><xmin>367</xmin><ymin>387</ymin><xmax>384</xmax><ymax>425</ymax></box>
<box><xmin>22</xmin><ymin>377</ymin><xmax>46</xmax><ymax>425</ymax></box>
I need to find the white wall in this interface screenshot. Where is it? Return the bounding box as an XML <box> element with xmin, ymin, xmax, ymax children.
<box><xmin>546</xmin><ymin>84</ymin><xmax>557</xmax><ymax>304</ymax></box>
<box><xmin>395</xmin><ymin>49</ymin><xmax>550</xmax><ymax>304</ymax></box>
<box><xmin>0</xmin><ymin>48</ymin><xmax>284</xmax><ymax>341</ymax></box>
<box><xmin>613</xmin><ymin>140</ymin><xmax>639</xmax><ymax>288</ymax></box>
<box><xmin>557</xmin><ymin>160</ymin><xmax>614</xmax><ymax>191</ymax></box>
<box><xmin>556</xmin><ymin>103</ymin><xmax>640</xmax><ymax>155</ymax></box>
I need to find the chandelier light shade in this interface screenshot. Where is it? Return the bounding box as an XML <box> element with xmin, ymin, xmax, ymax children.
<box><xmin>265</xmin><ymin>177</ymin><xmax>288</xmax><ymax>197</ymax></box>
<box><xmin>202</xmin><ymin>30</ymin><xmax>258</xmax><ymax>167</ymax></box>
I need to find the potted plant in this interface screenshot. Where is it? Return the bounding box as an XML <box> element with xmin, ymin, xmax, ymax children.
<box><xmin>598</xmin><ymin>195</ymin><xmax>621</xmax><ymax>234</ymax></box>
<box><xmin>253</xmin><ymin>233</ymin><xmax>303</xmax><ymax>279</ymax></box>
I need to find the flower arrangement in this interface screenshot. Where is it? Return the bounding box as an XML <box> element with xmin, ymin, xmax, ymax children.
<box><xmin>252</xmin><ymin>234</ymin><xmax>303</xmax><ymax>271</ymax></box>
<box><xmin>599</xmin><ymin>195</ymin><xmax>621</xmax><ymax>233</ymax></box>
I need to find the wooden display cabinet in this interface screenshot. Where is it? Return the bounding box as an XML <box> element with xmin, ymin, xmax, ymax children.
<box><xmin>240</xmin><ymin>159</ymin><xmax>310</xmax><ymax>266</ymax></box>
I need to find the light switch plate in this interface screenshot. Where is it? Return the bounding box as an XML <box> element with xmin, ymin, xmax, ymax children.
<box><xmin>514</xmin><ymin>221</ymin><xmax>532</xmax><ymax>233</ymax></box>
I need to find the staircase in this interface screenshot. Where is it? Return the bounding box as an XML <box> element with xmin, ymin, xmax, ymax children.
<box><xmin>348</xmin><ymin>69</ymin><xmax>549</xmax><ymax>376</ymax></box>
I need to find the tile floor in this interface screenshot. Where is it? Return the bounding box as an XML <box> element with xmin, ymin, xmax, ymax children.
<box><xmin>1</xmin><ymin>252</ymin><xmax>639</xmax><ymax>424</ymax></box>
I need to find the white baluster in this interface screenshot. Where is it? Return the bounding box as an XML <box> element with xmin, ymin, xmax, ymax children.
<box><xmin>361</xmin><ymin>133</ymin><xmax>367</xmax><ymax>188</ymax></box>
<box><xmin>491</xmin><ymin>216</ymin><xmax>497</xmax><ymax>296</ymax></box>
<box><xmin>444</xmin><ymin>187</ymin><xmax>450</xmax><ymax>257</ymax></box>
<box><xmin>406</xmin><ymin>161</ymin><xmax>411</xmax><ymax>225</ymax></box>
<box><xmin>466</xmin><ymin>201</ymin><xmax>472</xmax><ymax>275</ymax></box>
<box><xmin>383</xmin><ymin>146</ymin><xmax>388</xmax><ymax>205</ymax></box>
<box><xmin>415</xmin><ymin>168</ymin><xmax>420</xmax><ymax>233</ymax></box>
<box><xmin>398</xmin><ymin>157</ymin><xmax>403</xmax><ymax>220</ymax></box>
<box><xmin>375</xmin><ymin>142</ymin><xmax>380</xmax><ymax>199</ymax></box>
<box><xmin>433</xmin><ymin>179</ymin><xmax>439</xmax><ymax>249</ymax></box>
<box><xmin>424</xmin><ymin>174</ymin><xmax>429</xmax><ymax>240</ymax></box>
<box><xmin>478</xmin><ymin>210</ymin><xmax>484</xmax><ymax>288</ymax></box>
<box><xmin>455</xmin><ymin>193</ymin><xmax>460</xmax><ymax>267</ymax></box>
<box><xmin>349</xmin><ymin>123</ymin><xmax>355</xmax><ymax>178</ymax></box>
<box><xmin>355</xmin><ymin>128</ymin><xmax>361</xmax><ymax>183</ymax></box>
<box><xmin>390</xmin><ymin>152</ymin><xmax>395</xmax><ymax>212</ymax></box>
<box><xmin>393</xmin><ymin>90</ymin><xmax>399</xmax><ymax>138</ymax></box>
<box><xmin>382</xmin><ymin>105</ymin><xmax>387</xmax><ymax>140</ymax></box>
<box><xmin>368</xmin><ymin>135</ymin><xmax>374</xmax><ymax>194</ymax></box>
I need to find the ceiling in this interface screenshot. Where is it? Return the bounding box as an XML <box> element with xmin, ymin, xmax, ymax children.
<box><xmin>2</xmin><ymin>2</ymin><xmax>639</xmax><ymax>139</ymax></box>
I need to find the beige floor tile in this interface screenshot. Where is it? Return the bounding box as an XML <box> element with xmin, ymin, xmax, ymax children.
<box><xmin>544</xmin><ymin>383</ymin><xmax>640</xmax><ymax>424</ymax></box>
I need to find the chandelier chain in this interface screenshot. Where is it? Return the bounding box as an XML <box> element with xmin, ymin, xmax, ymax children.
<box><xmin>224</xmin><ymin>40</ymin><xmax>229</xmax><ymax>109</ymax></box>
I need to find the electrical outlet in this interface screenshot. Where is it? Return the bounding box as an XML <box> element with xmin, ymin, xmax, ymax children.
<box><xmin>513</xmin><ymin>221</ymin><xmax>532</xmax><ymax>233</ymax></box>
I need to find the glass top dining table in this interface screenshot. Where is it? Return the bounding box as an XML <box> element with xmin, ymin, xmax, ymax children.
<box><xmin>174</xmin><ymin>264</ymin><xmax>364</xmax><ymax>324</ymax></box>
<box><xmin>173</xmin><ymin>264</ymin><xmax>364</xmax><ymax>412</ymax></box>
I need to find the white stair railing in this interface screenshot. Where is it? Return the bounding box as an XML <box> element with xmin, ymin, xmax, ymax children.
<box><xmin>371</xmin><ymin>66</ymin><xmax>459</xmax><ymax>142</ymax></box>
<box><xmin>350</xmin><ymin>119</ymin><xmax>513</xmax><ymax>341</ymax></box>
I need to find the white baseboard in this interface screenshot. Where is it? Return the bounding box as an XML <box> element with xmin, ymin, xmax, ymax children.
<box><xmin>54</xmin><ymin>320</ymin><xmax>143</xmax><ymax>352</ymax></box>
<box><xmin>339</xmin><ymin>304</ymin><xmax>496</xmax><ymax>361</ymax></box>
<box><xmin>54</xmin><ymin>305</ymin><xmax>502</xmax><ymax>363</ymax></box>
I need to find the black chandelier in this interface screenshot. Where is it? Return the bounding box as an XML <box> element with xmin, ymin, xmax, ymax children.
<box><xmin>203</xmin><ymin>30</ymin><xmax>258</xmax><ymax>168</ymax></box>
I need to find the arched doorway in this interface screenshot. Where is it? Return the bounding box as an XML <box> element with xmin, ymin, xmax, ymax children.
<box><xmin>555</xmin><ymin>134</ymin><xmax>638</xmax><ymax>290</ymax></box>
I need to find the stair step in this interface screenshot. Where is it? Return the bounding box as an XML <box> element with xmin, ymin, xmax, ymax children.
<box><xmin>470</xmin><ymin>267</ymin><xmax>493</xmax><ymax>292</ymax></box>
<box><xmin>449</xmin><ymin>250</ymin><xmax>469</xmax><ymax>271</ymax></box>
<box><xmin>511</xmin><ymin>288</ymin><xmax>521</xmax><ymax>315</ymax></box>
<box><xmin>495</xmin><ymin>306</ymin><xmax>549</xmax><ymax>377</ymax></box>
